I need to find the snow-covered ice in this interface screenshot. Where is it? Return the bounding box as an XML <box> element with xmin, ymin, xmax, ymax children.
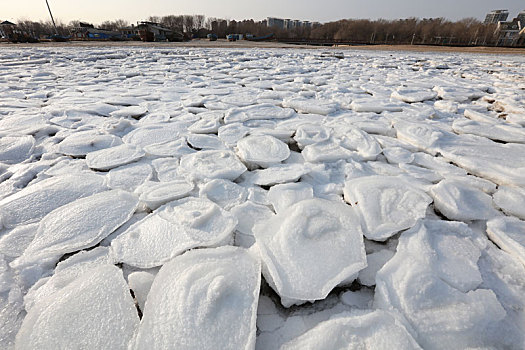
<box><xmin>1</xmin><ymin>46</ymin><xmax>524</xmax><ymax>349</ymax></box>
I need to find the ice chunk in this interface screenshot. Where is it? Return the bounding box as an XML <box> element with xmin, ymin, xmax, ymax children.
<box><xmin>0</xmin><ymin>174</ymin><xmax>106</xmax><ymax>229</ymax></box>
<box><xmin>0</xmin><ymin>223</ymin><xmax>38</xmax><ymax>260</ymax></box>
<box><xmin>283</xmin><ymin>98</ymin><xmax>338</xmax><ymax>115</ymax></box>
<box><xmin>138</xmin><ymin>180</ymin><xmax>194</xmax><ymax>210</ymax></box>
<box><xmin>343</xmin><ymin>175</ymin><xmax>432</xmax><ymax>241</ymax></box>
<box><xmin>294</xmin><ymin>123</ymin><xmax>332</xmax><ymax>148</ymax></box>
<box><xmin>225</xmin><ymin>103</ymin><xmax>295</xmax><ymax>123</ymax></box>
<box><xmin>199</xmin><ymin>179</ymin><xmax>247</xmax><ymax>210</ymax></box>
<box><xmin>391</xmin><ymin>88</ymin><xmax>437</xmax><ymax>103</ymax></box>
<box><xmin>338</xmin><ymin>127</ymin><xmax>382</xmax><ymax>160</ymax></box>
<box><xmin>245</xmin><ymin>164</ymin><xmax>312</xmax><ymax>186</ymax></box>
<box><xmin>281</xmin><ymin>310</ymin><xmax>421</xmax><ymax>350</ymax></box>
<box><xmin>486</xmin><ymin>217</ymin><xmax>525</xmax><ymax>267</ymax></box>
<box><xmin>230</xmin><ymin>201</ymin><xmax>274</xmax><ymax>248</ymax></box>
<box><xmin>302</xmin><ymin>141</ymin><xmax>356</xmax><ymax>163</ymax></box>
<box><xmin>236</xmin><ymin>135</ymin><xmax>290</xmax><ymax>168</ymax></box>
<box><xmin>111</xmin><ymin>197</ymin><xmax>237</xmax><ymax>268</ymax></box>
<box><xmin>375</xmin><ymin>220</ymin><xmax>507</xmax><ymax>350</ymax></box>
<box><xmin>15</xmin><ymin>265</ymin><xmax>139</xmax><ymax>349</ymax></box>
<box><xmin>110</xmin><ymin>105</ymin><xmax>147</xmax><ymax>118</ymax></box>
<box><xmin>430</xmin><ymin>179</ymin><xmax>498</xmax><ymax>221</ymax></box>
<box><xmin>131</xmin><ymin>246</ymin><xmax>260</xmax><ymax>350</ymax></box>
<box><xmin>188</xmin><ymin>112</ymin><xmax>222</xmax><ymax>134</ymax></box>
<box><xmin>492</xmin><ymin>185</ymin><xmax>525</xmax><ymax>220</ymax></box>
<box><xmin>0</xmin><ymin>135</ymin><xmax>35</xmax><ymax>164</ymax></box>
<box><xmin>187</xmin><ymin>134</ymin><xmax>226</xmax><ymax>150</ymax></box>
<box><xmin>254</xmin><ymin>198</ymin><xmax>366</xmax><ymax>306</ymax></box>
<box><xmin>86</xmin><ymin>144</ymin><xmax>145</xmax><ymax>170</ymax></box>
<box><xmin>17</xmin><ymin>190</ymin><xmax>138</xmax><ymax>263</ymax></box>
<box><xmin>452</xmin><ymin>118</ymin><xmax>525</xmax><ymax>143</ymax></box>
<box><xmin>107</xmin><ymin>162</ymin><xmax>153</xmax><ymax>191</ymax></box>
<box><xmin>143</xmin><ymin>138</ymin><xmax>195</xmax><ymax>157</ymax></box>
<box><xmin>178</xmin><ymin>150</ymin><xmax>246</xmax><ymax>181</ymax></box>
<box><xmin>56</xmin><ymin>131</ymin><xmax>122</xmax><ymax>157</ymax></box>
<box><xmin>123</xmin><ymin>123</ymin><xmax>186</xmax><ymax>148</ymax></box>
<box><xmin>267</xmin><ymin>182</ymin><xmax>314</xmax><ymax>213</ymax></box>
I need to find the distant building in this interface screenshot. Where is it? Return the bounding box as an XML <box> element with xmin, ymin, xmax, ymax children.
<box><xmin>0</xmin><ymin>20</ymin><xmax>16</xmax><ymax>39</ymax></box>
<box><xmin>517</xmin><ymin>10</ymin><xmax>525</xmax><ymax>26</ymax></box>
<box><xmin>484</xmin><ymin>10</ymin><xmax>509</xmax><ymax>24</ymax></box>
<box><xmin>267</xmin><ymin>17</ymin><xmax>317</xmax><ymax>31</ymax></box>
<box><xmin>267</xmin><ymin>17</ymin><xmax>285</xmax><ymax>30</ymax></box>
<box><xmin>495</xmin><ymin>18</ymin><xmax>522</xmax><ymax>46</ymax></box>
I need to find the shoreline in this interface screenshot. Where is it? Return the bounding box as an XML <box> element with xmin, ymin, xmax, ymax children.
<box><xmin>2</xmin><ymin>39</ymin><xmax>525</xmax><ymax>55</ymax></box>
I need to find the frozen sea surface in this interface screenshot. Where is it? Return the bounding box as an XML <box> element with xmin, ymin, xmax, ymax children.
<box><xmin>0</xmin><ymin>46</ymin><xmax>524</xmax><ymax>349</ymax></box>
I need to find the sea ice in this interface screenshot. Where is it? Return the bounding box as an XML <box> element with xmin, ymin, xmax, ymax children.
<box><xmin>254</xmin><ymin>198</ymin><xmax>366</xmax><ymax>306</ymax></box>
<box><xmin>486</xmin><ymin>217</ymin><xmax>525</xmax><ymax>266</ymax></box>
<box><xmin>111</xmin><ymin>197</ymin><xmax>237</xmax><ymax>268</ymax></box>
<box><xmin>343</xmin><ymin>175</ymin><xmax>432</xmax><ymax>241</ymax></box>
<box><xmin>236</xmin><ymin>135</ymin><xmax>290</xmax><ymax>168</ymax></box>
<box><xmin>86</xmin><ymin>143</ymin><xmax>145</xmax><ymax>170</ymax></box>
<box><xmin>131</xmin><ymin>246</ymin><xmax>260</xmax><ymax>350</ymax></box>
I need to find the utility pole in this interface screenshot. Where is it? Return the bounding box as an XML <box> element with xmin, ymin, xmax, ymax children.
<box><xmin>45</xmin><ymin>0</ymin><xmax>59</xmax><ymax>35</ymax></box>
<box><xmin>411</xmin><ymin>33</ymin><xmax>416</xmax><ymax>45</ymax></box>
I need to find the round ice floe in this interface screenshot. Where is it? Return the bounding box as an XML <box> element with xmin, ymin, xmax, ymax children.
<box><xmin>281</xmin><ymin>310</ymin><xmax>421</xmax><ymax>350</ymax></box>
<box><xmin>382</xmin><ymin>147</ymin><xmax>415</xmax><ymax>164</ymax></box>
<box><xmin>283</xmin><ymin>98</ymin><xmax>338</xmax><ymax>115</ymax></box>
<box><xmin>224</xmin><ymin>103</ymin><xmax>295</xmax><ymax>123</ymax></box>
<box><xmin>56</xmin><ymin>131</ymin><xmax>122</xmax><ymax>157</ymax></box>
<box><xmin>123</xmin><ymin>123</ymin><xmax>186</xmax><ymax>148</ymax></box>
<box><xmin>187</xmin><ymin>134</ymin><xmax>226</xmax><ymax>150</ymax></box>
<box><xmin>236</xmin><ymin>135</ymin><xmax>290</xmax><ymax>168</ymax></box>
<box><xmin>338</xmin><ymin>127</ymin><xmax>382</xmax><ymax>161</ymax></box>
<box><xmin>131</xmin><ymin>246</ymin><xmax>260</xmax><ymax>350</ymax></box>
<box><xmin>188</xmin><ymin>111</ymin><xmax>222</xmax><ymax>133</ymax></box>
<box><xmin>0</xmin><ymin>135</ymin><xmax>35</xmax><ymax>164</ymax></box>
<box><xmin>111</xmin><ymin>197</ymin><xmax>237</xmax><ymax>268</ymax></box>
<box><xmin>138</xmin><ymin>180</ymin><xmax>194</xmax><ymax>210</ymax></box>
<box><xmin>107</xmin><ymin>162</ymin><xmax>153</xmax><ymax>191</ymax></box>
<box><xmin>0</xmin><ymin>174</ymin><xmax>106</xmax><ymax>229</ymax></box>
<box><xmin>486</xmin><ymin>217</ymin><xmax>525</xmax><ymax>266</ymax></box>
<box><xmin>178</xmin><ymin>150</ymin><xmax>247</xmax><ymax>181</ymax></box>
<box><xmin>375</xmin><ymin>220</ymin><xmax>507</xmax><ymax>349</ymax></box>
<box><xmin>15</xmin><ymin>265</ymin><xmax>139</xmax><ymax>350</ymax></box>
<box><xmin>343</xmin><ymin>175</ymin><xmax>432</xmax><ymax>241</ymax></box>
<box><xmin>493</xmin><ymin>185</ymin><xmax>525</xmax><ymax>220</ymax></box>
<box><xmin>247</xmin><ymin>164</ymin><xmax>312</xmax><ymax>186</ymax></box>
<box><xmin>391</xmin><ymin>88</ymin><xmax>437</xmax><ymax>103</ymax></box>
<box><xmin>253</xmin><ymin>198</ymin><xmax>366</xmax><ymax>306</ymax></box>
<box><xmin>199</xmin><ymin>179</ymin><xmax>247</xmax><ymax>210</ymax></box>
<box><xmin>19</xmin><ymin>190</ymin><xmax>138</xmax><ymax>262</ymax></box>
<box><xmin>267</xmin><ymin>182</ymin><xmax>314</xmax><ymax>214</ymax></box>
<box><xmin>86</xmin><ymin>144</ymin><xmax>145</xmax><ymax>170</ymax></box>
<box><xmin>302</xmin><ymin>141</ymin><xmax>356</xmax><ymax>163</ymax></box>
<box><xmin>430</xmin><ymin>179</ymin><xmax>498</xmax><ymax>221</ymax></box>
<box><xmin>218</xmin><ymin>123</ymin><xmax>250</xmax><ymax>146</ymax></box>
<box><xmin>109</xmin><ymin>105</ymin><xmax>148</xmax><ymax>118</ymax></box>
<box><xmin>143</xmin><ymin>138</ymin><xmax>195</xmax><ymax>157</ymax></box>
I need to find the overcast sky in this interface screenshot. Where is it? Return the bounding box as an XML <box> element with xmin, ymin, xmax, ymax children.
<box><xmin>3</xmin><ymin>0</ymin><xmax>524</xmax><ymax>25</ymax></box>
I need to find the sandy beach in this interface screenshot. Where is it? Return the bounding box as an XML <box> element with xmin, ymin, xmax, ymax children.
<box><xmin>2</xmin><ymin>39</ymin><xmax>525</xmax><ymax>55</ymax></box>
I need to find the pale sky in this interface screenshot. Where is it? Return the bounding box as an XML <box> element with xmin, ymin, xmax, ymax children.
<box><xmin>3</xmin><ymin>0</ymin><xmax>524</xmax><ymax>25</ymax></box>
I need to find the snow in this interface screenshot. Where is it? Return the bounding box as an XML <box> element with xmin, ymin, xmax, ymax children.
<box><xmin>131</xmin><ymin>246</ymin><xmax>260</xmax><ymax>350</ymax></box>
<box><xmin>1</xmin><ymin>46</ymin><xmax>525</xmax><ymax>349</ymax></box>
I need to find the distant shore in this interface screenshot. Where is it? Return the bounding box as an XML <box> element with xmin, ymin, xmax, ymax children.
<box><xmin>2</xmin><ymin>39</ymin><xmax>525</xmax><ymax>55</ymax></box>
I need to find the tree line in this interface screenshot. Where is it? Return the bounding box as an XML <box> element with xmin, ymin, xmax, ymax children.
<box><xmin>12</xmin><ymin>15</ymin><xmax>508</xmax><ymax>46</ymax></box>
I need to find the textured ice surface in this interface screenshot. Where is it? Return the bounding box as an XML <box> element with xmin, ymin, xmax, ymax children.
<box><xmin>281</xmin><ymin>310</ymin><xmax>421</xmax><ymax>350</ymax></box>
<box><xmin>15</xmin><ymin>265</ymin><xmax>139</xmax><ymax>349</ymax></box>
<box><xmin>86</xmin><ymin>143</ymin><xmax>145</xmax><ymax>170</ymax></box>
<box><xmin>236</xmin><ymin>135</ymin><xmax>290</xmax><ymax>168</ymax></box>
<box><xmin>487</xmin><ymin>217</ymin><xmax>525</xmax><ymax>267</ymax></box>
<box><xmin>111</xmin><ymin>197</ymin><xmax>237</xmax><ymax>268</ymax></box>
<box><xmin>0</xmin><ymin>174</ymin><xmax>106</xmax><ymax>229</ymax></box>
<box><xmin>343</xmin><ymin>175</ymin><xmax>432</xmax><ymax>241</ymax></box>
<box><xmin>17</xmin><ymin>190</ymin><xmax>138</xmax><ymax>263</ymax></box>
<box><xmin>375</xmin><ymin>220</ymin><xmax>509</xmax><ymax>349</ymax></box>
<box><xmin>493</xmin><ymin>185</ymin><xmax>525</xmax><ymax>220</ymax></box>
<box><xmin>178</xmin><ymin>150</ymin><xmax>247</xmax><ymax>181</ymax></box>
<box><xmin>138</xmin><ymin>179</ymin><xmax>194</xmax><ymax>210</ymax></box>
<box><xmin>131</xmin><ymin>246</ymin><xmax>260</xmax><ymax>350</ymax></box>
<box><xmin>254</xmin><ymin>198</ymin><xmax>366</xmax><ymax>306</ymax></box>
